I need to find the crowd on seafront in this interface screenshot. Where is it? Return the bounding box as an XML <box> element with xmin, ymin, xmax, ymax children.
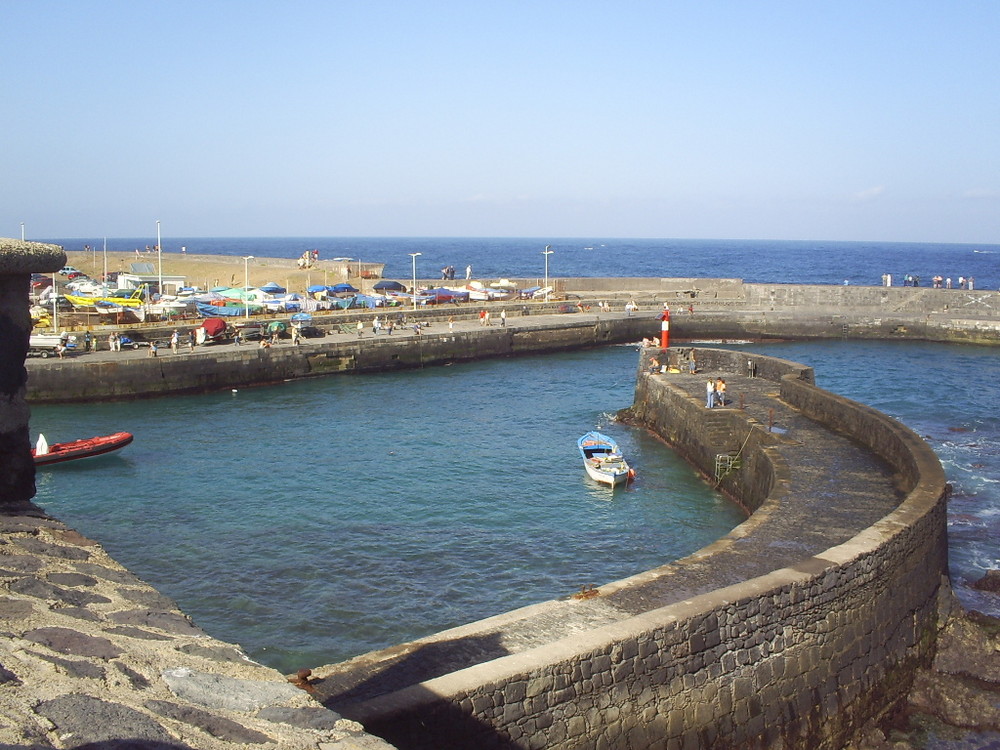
<box><xmin>882</xmin><ymin>272</ymin><xmax>976</xmax><ymax>289</ymax></box>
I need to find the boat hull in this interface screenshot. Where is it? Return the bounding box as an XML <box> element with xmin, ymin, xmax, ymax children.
<box><xmin>33</xmin><ymin>432</ymin><xmax>134</xmax><ymax>466</ymax></box>
<box><xmin>583</xmin><ymin>462</ymin><xmax>630</xmax><ymax>486</ymax></box>
<box><xmin>578</xmin><ymin>431</ymin><xmax>632</xmax><ymax>488</ymax></box>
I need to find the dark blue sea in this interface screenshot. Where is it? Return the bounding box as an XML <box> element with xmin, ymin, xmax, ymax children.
<box><xmin>32</xmin><ymin>238</ymin><xmax>1000</xmax><ymax>747</ymax></box>
<box><xmin>45</xmin><ymin>236</ymin><xmax>1000</xmax><ymax>290</ymax></box>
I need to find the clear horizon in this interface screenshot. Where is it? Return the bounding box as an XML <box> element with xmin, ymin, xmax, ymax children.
<box><xmin>34</xmin><ymin>234</ymin><xmax>1000</xmax><ymax>249</ymax></box>
<box><xmin>5</xmin><ymin>2</ymin><xmax>998</xmax><ymax>243</ymax></box>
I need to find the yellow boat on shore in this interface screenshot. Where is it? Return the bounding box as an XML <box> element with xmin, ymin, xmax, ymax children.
<box><xmin>65</xmin><ymin>286</ymin><xmax>147</xmax><ymax>309</ymax></box>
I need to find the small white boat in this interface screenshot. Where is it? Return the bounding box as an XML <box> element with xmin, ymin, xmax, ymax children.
<box><xmin>578</xmin><ymin>431</ymin><xmax>634</xmax><ymax>487</ymax></box>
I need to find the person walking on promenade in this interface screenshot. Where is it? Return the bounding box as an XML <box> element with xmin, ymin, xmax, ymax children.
<box><xmin>148</xmin><ymin>340</ymin><xmax>158</xmax><ymax>358</ymax></box>
<box><xmin>291</xmin><ymin>327</ymin><xmax>300</xmax><ymax>345</ymax></box>
<box><xmin>373</xmin><ymin>316</ymin><xmax>382</xmax><ymax>335</ymax></box>
<box><xmin>107</xmin><ymin>332</ymin><xmax>115</xmax><ymax>352</ymax></box>
<box><xmin>188</xmin><ymin>330</ymin><xmax>196</xmax><ymax>352</ymax></box>
<box><xmin>448</xmin><ymin>316</ymin><xmax>455</xmax><ymax>331</ymax></box>
<box><xmin>706</xmin><ymin>378</ymin><xmax>716</xmax><ymax>408</ymax></box>
<box><xmin>716</xmin><ymin>378</ymin><xmax>726</xmax><ymax>406</ymax></box>
<box><xmin>357</xmin><ymin>320</ymin><xmax>364</xmax><ymax>338</ymax></box>
<box><xmin>170</xmin><ymin>329</ymin><xmax>179</xmax><ymax>354</ymax></box>
<box><xmin>500</xmin><ymin>309</ymin><xmax>507</xmax><ymax>327</ymax></box>
<box><xmin>233</xmin><ymin>329</ymin><xmax>242</xmax><ymax>347</ymax></box>
<box><xmin>466</xmin><ymin>264</ymin><xmax>472</xmax><ymax>280</ymax></box>
<box><xmin>479</xmin><ymin>309</ymin><xmax>486</xmax><ymax>326</ymax></box>
<box><xmin>83</xmin><ymin>331</ymin><xmax>92</xmax><ymax>352</ymax></box>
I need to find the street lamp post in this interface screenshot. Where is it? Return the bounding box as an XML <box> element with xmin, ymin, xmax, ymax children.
<box><xmin>156</xmin><ymin>220</ymin><xmax>162</xmax><ymax>298</ymax></box>
<box><xmin>20</xmin><ymin>223</ymin><xmax>25</xmax><ymax>241</ymax></box>
<box><xmin>242</xmin><ymin>256</ymin><xmax>254</xmax><ymax>319</ymax></box>
<box><xmin>542</xmin><ymin>245</ymin><xmax>554</xmax><ymax>301</ymax></box>
<box><xmin>409</xmin><ymin>252</ymin><xmax>422</xmax><ymax>312</ymax></box>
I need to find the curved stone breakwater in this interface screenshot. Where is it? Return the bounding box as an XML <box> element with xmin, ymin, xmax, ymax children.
<box><xmin>306</xmin><ymin>347</ymin><xmax>949</xmax><ymax>750</ymax></box>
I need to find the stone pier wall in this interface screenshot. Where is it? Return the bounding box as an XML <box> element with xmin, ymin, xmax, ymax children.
<box><xmin>24</xmin><ymin>317</ymin><xmax>653</xmax><ymax>403</ymax></box>
<box><xmin>0</xmin><ymin>239</ymin><xmax>64</xmax><ymax>507</ymax></box>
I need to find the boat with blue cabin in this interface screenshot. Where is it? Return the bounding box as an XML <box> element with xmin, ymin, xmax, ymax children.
<box><xmin>577</xmin><ymin>431</ymin><xmax>633</xmax><ymax>487</ymax></box>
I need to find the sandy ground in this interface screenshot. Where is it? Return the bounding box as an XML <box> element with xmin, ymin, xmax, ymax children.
<box><xmin>63</xmin><ymin>251</ymin><xmax>386</xmax><ymax>293</ymax></box>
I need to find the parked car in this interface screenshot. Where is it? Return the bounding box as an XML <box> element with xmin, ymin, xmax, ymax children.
<box><xmin>65</xmin><ymin>271</ymin><xmax>87</xmax><ymax>280</ymax></box>
<box><xmin>58</xmin><ymin>266</ymin><xmax>80</xmax><ymax>276</ymax></box>
<box><xmin>30</xmin><ymin>274</ymin><xmax>53</xmax><ymax>290</ymax></box>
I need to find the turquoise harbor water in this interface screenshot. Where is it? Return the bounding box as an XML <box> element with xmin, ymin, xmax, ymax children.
<box><xmin>31</xmin><ymin>346</ymin><xmax>745</xmax><ymax>673</ymax></box>
<box><xmin>30</xmin><ymin>339</ymin><xmax>1000</xmax><ymax>678</ymax></box>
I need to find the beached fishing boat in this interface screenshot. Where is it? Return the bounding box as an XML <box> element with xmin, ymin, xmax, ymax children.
<box><xmin>577</xmin><ymin>431</ymin><xmax>633</xmax><ymax>487</ymax></box>
<box><xmin>33</xmin><ymin>432</ymin><xmax>134</xmax><ymax>466</ymax></box>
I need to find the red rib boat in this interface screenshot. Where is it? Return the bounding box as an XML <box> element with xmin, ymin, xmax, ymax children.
<box><xmin>32</xmin><ymin>432</ymin><xmax>134</xmax><ymax>466</ymax></box>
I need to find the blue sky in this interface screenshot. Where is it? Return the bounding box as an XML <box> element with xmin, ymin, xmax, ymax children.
<box><xmin>4</xmin><ymin>1</ymin><xmax>998</xmax><ymax>242</ymax></box>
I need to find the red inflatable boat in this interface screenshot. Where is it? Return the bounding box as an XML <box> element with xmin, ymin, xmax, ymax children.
<box><xmin>32</xmin><ymin>432</ymin><xmax>134</xmax><ymax>466</ymax></box>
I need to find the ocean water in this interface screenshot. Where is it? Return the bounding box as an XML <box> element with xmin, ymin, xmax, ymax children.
<box><xmin>46</xmin><ymin>236</ymin><xmax>1000</xmax><ymax>290</ymax></box>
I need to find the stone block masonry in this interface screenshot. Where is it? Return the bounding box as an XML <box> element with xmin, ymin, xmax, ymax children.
<box><xmin>0</xmin><ymin>239</ymin><xmax>64</xmax><ymax>508</ymax></box>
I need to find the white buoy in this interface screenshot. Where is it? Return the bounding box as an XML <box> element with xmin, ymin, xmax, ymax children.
<box><xmin>232</xmin><ymin>389</ymin><xmax>238</xmax><ymax>393</ymax></box>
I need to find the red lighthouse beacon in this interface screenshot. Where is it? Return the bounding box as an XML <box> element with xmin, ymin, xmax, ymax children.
<box><xmin>659</xmin><ymin>304</ymin><xmax>670</xmax><ymax>349</ymax></box>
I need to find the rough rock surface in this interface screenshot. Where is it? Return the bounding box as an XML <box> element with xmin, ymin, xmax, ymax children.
<box><xmin>0</xmin><ymin>509</ymin><xmax>396</xmax><ymax>749</ymax></box>
<box><xmin>846</xmin><ymin>585</ymin><xmax>1000</xmax><ymax>748</ymax></box>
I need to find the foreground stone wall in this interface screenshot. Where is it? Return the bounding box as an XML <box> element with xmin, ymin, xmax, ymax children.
<box><xmin>339</xmin><ymin>349</ymin><xmax>947</xmax><ymax>749</ymax></box>
<box><xmin>0</xmin><ymin>239</ymin><xmax>64</xmax><ymax>507</ymax></box>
